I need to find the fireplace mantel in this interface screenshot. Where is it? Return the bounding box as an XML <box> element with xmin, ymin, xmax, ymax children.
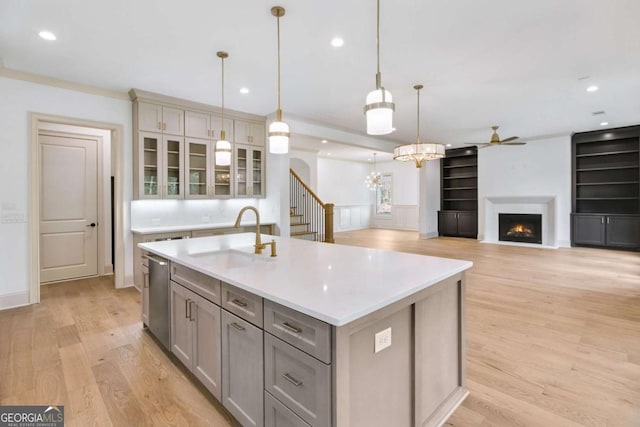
<box><xmin>482</xmin><ymin>195</ymin><xmax>558</xmax><ymax>248</ymax></box>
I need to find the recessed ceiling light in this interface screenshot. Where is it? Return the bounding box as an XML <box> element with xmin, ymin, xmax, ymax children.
<box><xmin>327</xmin><ymin>153</ymin><xmax>332</xmax><ymax>156</ymax></box>
<box><xmin>446</xmin><ymin>144</ymin><xmax>452</xmax><ymax>147</ymax></box>
<box><xmin>391</xmin><ymin>127</ymin><xmax>396</xmax><ymax>131</ymax></box>
<box><xmin>367</xmin><ymin>158</ymin><xmax>372</xmax><ymax>161</ymax></box>
<box><xmin>331</xmin><ymin>37</ymin><xmax>344</xmax><ymax>47</ymax></box>
<box><xmin>321</xmin><ymin>139</ymin><xmax>328</xmax><ymax>144</ymax></box>
<box><xmin>586</xmin><ymin>85</ymin><xmax>599</xmax><ymax>92</ymax></box>
<box><xmin>600</xmin><ymin>121</ymin><xmax>609</xmax><ymax>126</ymax></box>
<box><xmin>38</xmin><ymin>31</ymin><xmax>56</xmax><ymax>41</ymax></box>
<box><xmin>239</xmin><ymin>87</ymin><xmax>250</xmax><ymax>94</ymax></box>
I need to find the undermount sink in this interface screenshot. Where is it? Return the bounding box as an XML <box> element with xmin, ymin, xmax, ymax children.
<box><xmin>190</xmin><ymin>247</ymin><xmax>275</xmax><ymax>268</ymax></box>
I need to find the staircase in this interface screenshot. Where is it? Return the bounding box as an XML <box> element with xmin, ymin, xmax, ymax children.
<box><xmin>289</xmin><ymin>207</ymin><xmax>315</xmax><ymax>240</ymax></box>
<box><xmin>289</xmin><ymin>169</ymin><xmax>334</xmax><ymax>243</ymax></box>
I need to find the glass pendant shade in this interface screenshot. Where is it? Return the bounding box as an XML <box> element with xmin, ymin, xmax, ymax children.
<box><xmin>215</xmin><ymin>139</ymin><xmax>231</xmax><ymax>166</ymax></box>
<box><xmin>393</xmin><ymin>143</ymin><xmax>445</xmax><ymax>168</ymax></box>
<box><xmin>365</xmin><ymin>89</ymin><xmax>394</xmax><ymax>135</ymax></box>
<box><xmin>268</xmin><ymin>120</ymin><xmax>290</xmax><ymax>154</ymax></box>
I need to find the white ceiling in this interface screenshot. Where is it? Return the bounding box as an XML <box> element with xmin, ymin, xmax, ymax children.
<box><xmin>290</xmin><ymin>134</ymin><xmax>395</xmax><ymax>163</ymax></box>
<box><xmin>2</xmin><ymin>0</ymin><xmax>639</xmax><ymax>155</ymax></box>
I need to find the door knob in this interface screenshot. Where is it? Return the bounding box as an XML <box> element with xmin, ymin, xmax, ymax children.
<box><xmin>87</xmin><ymin>222</ymin><xmax>97</xmax><ymax>227</ymax></box>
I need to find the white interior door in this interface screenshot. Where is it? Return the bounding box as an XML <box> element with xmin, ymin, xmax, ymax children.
<box><xmin>39</xmin><ymin>133</ymin><xmax>99</xmax><ymax>283</ymax></box>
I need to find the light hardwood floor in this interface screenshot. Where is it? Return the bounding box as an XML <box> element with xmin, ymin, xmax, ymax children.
<box><xmin>0</xmin><ymin>230</ymin><xmax>638</xmax><ymax>426</ymax></box>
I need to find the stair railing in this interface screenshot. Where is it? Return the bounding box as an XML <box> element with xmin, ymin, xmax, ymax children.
<box><xmin>289</xmin><ymin>168</ymin><xmax>334</xmax><ymax>243</ymax></box>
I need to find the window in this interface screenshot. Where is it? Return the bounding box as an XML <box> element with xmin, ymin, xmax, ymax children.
<box><xmin>376</xmin><ymin>173</ymin><xmax>392</xmax><ymax>215</ymax></box>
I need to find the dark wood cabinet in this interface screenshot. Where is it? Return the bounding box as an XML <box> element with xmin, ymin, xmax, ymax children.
<box><xmin>438</xmin><ymin>211</ymin><xmax>478</xmax><ymax>238</ymax></box>
<box><xmin>439</xmin><ymin>147</ymin><xmax>478</xmax><ymax>238</ymax></box>
<box><xmin>571</xmin><ymin>125</ymin><xmax>640</xmax><ymax>250</ymax></box>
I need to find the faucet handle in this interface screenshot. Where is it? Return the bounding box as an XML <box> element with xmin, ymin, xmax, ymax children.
<box><xmin>270</xmin><ymin>239</ymin><xmax>277</xmax><ymax>257</ymax></box>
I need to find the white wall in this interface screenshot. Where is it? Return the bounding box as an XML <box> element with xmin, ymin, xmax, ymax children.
<box><xmin>419</xmin><ymin>159</ymin><xmax>441</xmax><ymax>239</ymax></box>
<box><xmin>317</xmin><ymin>157</ymin><xmax>372</xmax><ymax>231</ymax></box>
<box><xmin>290</xmin><ymin>148</ymin><xmax>318</xmax><ymax>191</ymax></box>
<box><xmin>477</xmin><ymin>135</ymin><xmax>572</xmax><ymax>246</ymax></box>
<box><xmin>0</xmin><ymin>76</ymin><xmax>133</xmax><ymax>309</ymax></box>
<box><xmin>371</xmin><ymin>159</ymin><xmax>420</xmax><ymax>231</ymax></box>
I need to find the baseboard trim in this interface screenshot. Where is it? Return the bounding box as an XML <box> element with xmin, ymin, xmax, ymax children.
<box><xmin>0</xmin><ymin>291</ymin><xmax>30</xmax><ymax>311</ymax></box>
<box><xmin>419</xmin><ymin>232</ymin><xmax>439</xmax><ymax>240</ymax></box>
<box><xmin>558</xmin><ymin>239</ymin><xmax>571</xmax><ymax>248</ymax></box>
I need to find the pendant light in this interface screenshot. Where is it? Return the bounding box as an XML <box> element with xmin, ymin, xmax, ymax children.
<box><xmin>215</xmin><ymin>51</ymin><xmax>231</xmax><ymax>166</ymax></box>
<box><xmin>365</xmin><ymin>153</ymin><xmax>382</xmax><ymax>191</ymax></box>
<box><xmin>268</xmin><ymin>6</ymin><xmax>290</xmax><ymax>154</ymax></box>
<box><xmin>393</xmin><ymin>85</ymin><xmax>445</xmax><ymax>168</ymax></box>
<box><xmin>364</xmin><ymin>0</ymin><xmax>394</xmax><ymax>135</ymax></box>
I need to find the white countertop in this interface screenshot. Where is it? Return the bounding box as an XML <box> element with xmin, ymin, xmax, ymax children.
<box><xmin>139</xmin><ymin>233</ymin><xmax>473</xmax><ymax>326</ymax></box>
<box><xmin>131</xmin><ymin>222</ymin><xmax>276</xmax><ymax>235</ymax></box>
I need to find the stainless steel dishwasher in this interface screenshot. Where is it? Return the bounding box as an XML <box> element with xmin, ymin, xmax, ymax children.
<box><xmin>147</xmin><ymin>254</ymin><xmax>170</xmax><ymax>350</ymax></box>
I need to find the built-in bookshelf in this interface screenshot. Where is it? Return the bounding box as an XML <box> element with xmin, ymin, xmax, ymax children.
<box><xmin>571</xmin><ymin>125</ymin><xmax>640</xmax><ymax>250</ymax></box>
<box><xmin>439</xmin><ymin>147</ymin><xmax>478</xmax><ymax>238</ymax></box>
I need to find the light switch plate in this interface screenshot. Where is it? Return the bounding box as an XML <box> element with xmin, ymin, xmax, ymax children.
<box><xmin>374</xmin><ymin>327</ymin><xmax>392</xmax><ymax>353</ymax></box>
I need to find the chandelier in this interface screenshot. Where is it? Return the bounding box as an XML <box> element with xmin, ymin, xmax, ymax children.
<box><xmin>393</xmin><ymin>84</ymin><xmax>445</xmax><ymax>168</ymax></box>
<box><xmin>365</xmin><ymin>153</ymin><xmax>382</xmax><ymax>191</ymax></box>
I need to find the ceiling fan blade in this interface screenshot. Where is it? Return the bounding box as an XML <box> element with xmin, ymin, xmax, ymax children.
<box><xmin>502</xmin><ymin>142</ymin><xmax>526</xmax><ymax>145</ymax></box>
<box><xmin>500</xmin><ymin>136</ymin><xmax>519</xmax><ymax>143</ymax></box>
<box><xmin>475</xmin><ymin>143</ymin><xmax>493</xmax><ymax>148</ymax></box>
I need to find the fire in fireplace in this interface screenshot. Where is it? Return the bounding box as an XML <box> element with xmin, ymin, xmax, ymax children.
<box><xmin>498</xmin><ymin>213</ymin><xmax>542</xmax><ymax>244</ymax></box>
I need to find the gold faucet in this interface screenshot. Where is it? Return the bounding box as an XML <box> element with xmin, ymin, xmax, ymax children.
<box><xmin>234</xmin><ymin>206</ymin><xmax>271</xmax><ymax>255</ymax></box>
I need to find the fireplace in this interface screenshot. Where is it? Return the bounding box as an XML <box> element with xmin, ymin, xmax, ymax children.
<box><xmin>499</xmin><ymin>213</ymin><xmax>542</xmax><ymax>244</ymax></box>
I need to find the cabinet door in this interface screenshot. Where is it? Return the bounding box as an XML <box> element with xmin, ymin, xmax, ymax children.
<box><xmin>265</xmin><ymin>392</ymin><xmax>311</xmax><ymax>427</ymax></box>
<box><xmin>251</xmin><ymin>123</ymin><xmax>266</xmax><ymax>147</ymax></box>
<box><xmin>251</xmin><ymin>147</ymin><xmax>265</xmax><ymax>197</ymax></box>
<box><xmin>438</xmin><ymin>211</ymin><xmax>458</xmax><ymax>236</ymax></box>
<box><xmin>185</xmin><ymin>139</ymin><xmax>210</xmax><ymax>199</ymax></box>
<box><xmin>138</xmin><ymin>132</ymin><xmax>162</xmax><ymax>199</ymax></box>
<box><xmin>212</xmin><ymin>142</ymin><xmax>233</xmax><ymax>198</ymax></box>
<box><xmin>163</xmin><ymin>106</ymin><xmax>185</xmax><ymax>135</ymax></box>
<box><xmin>234</xmin><ymin>120</ymin><xmax>252</xmax><ymax>144</ymax></box>
<box><xmin>170</xmin><ymin>282</ymin><xmax>194</xmax><ymax>369</ymax></box>
<box><xmin>606</xmin><ymin>215</ymin><xmax>640</xmax><ymax>249</ymax></box>
<box><xmin>235</xmin><ymin>145</ymin><xmax>249</xmax><ymax>197</ymax></box>
<box><xmin>211</xmin><ymin>116</ymin><xmax>234</xmax><ymax>142</ymax></box>
<box><xmin>193</xmin><ymin>295</ymin><xmax>222</xmax><ymax>401</ymax></box>
<box><xmin>222</xmin><ymin>310</ymin><xmax>264</xmax><ymax>427</ymax></box>
<box><xmin>163</xmin><ymin>136</ymin><xmax>184</xmax><ymax>199</ymax></box>
<box><xmin>572</xmin><ymin>214</ymin><xmax>606</xmax><ymax>246</ymax></box>
<box><xmin>457</xmin><ymin>212</ymin><xmax>478</xmax><ymax>238</ymax></box>
<box><xmin>138</xmin><ymin>102</ymin><xmax>163</xmax><ymax>132</ymax></box>
<box><xmin>185</xmin><ymin>111</ymin><xmax>211</xmax><ymax>139</ymax></box>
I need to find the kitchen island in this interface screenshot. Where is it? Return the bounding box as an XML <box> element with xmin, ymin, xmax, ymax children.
<box><xmin>139</xmin><ymin>233</ymin><xmax>472</xmax><ymax>427</ymax></box>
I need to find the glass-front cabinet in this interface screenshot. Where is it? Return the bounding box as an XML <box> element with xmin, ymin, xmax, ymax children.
<box><xmin>235</xmin><ymin>145</ymin><xmax>264</xmax><ymax>198</ymax></box>
<box><xmin>136</xmin><ymin>132</ymin><xmax>184</xmax><ymax>199</ymax></box>
<box><xmin>185</xmin><ymin>139</ymin><xmax>234</xmax><ymax>199</ymax></box>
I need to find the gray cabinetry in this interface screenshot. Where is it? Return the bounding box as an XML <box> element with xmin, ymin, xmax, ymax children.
<box><xmin>222</xmin><ymin>282</ymin><xmax>263</xmax><ymax>327</ymax></box>
<box><xmin>264</xmin><ymin>334</ymin><xmax>331</xmax><ymax>427</ymax></box>
<box><xmin>221</xmin><ymin>310</ymin><xmax>264</xmax><ymax>427</ymax></box>
<box><xmin>265</xmin><ymin>392</ymin><xmax>310</xmax><ymax>427</ymax></box>
<box><xmin>170</xmin><ymin>280</ymin><xmax>222</xmax><ymax>400</ymax></box>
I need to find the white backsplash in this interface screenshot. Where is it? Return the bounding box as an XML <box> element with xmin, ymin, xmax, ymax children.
<box><xmin>131</xmin><ymin>198</ymin><xmax>277</xmax><ymax>228</ymax></box>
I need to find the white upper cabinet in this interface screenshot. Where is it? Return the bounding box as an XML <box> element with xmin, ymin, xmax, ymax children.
<box><xmin>185</xmin><ymin>110</ymin><xmax>233</xmax><ymax>141</ymax></box>
<box><xmin>235</xmin><ymin>120</ymin><xmax>265</xmax><ymax>147</ymax></box>
<box><xmin>138</xmin><ymin>102</ymin><xmax>184</xmax><ymax>135</ymax></box>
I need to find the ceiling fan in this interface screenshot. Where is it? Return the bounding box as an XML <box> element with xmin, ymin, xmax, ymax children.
<box><xmin>465</xmin><ymin>126</ymin><xmax>526</xmax><ymax>148</ymax></box>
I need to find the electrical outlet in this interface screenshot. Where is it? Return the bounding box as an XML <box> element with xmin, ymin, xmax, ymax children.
<box><xmin>201</xmin><ymin>215</ymin><xmax>210</xmax><ymax>223</ymax></box>
<box><xmin>374</xmin><ymin>327</ymin><xmax>392</xmax><ymax>353</ymax></box>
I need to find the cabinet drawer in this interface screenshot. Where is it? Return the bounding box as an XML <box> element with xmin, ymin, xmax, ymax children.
<box><xmin>264</xmin><ymin>300</ymin><xmax>331</xmax><ymax>364</ymax></box>
<box><xmin>265</xmin><ymin>391</ymin><xmax>311</xmax><ymax>427</ymax></box>
<box><xmin>171</xmin><ymin>263</ymin><xmax>221</xmax><ymax>305</ymax></box>
<box><xmin>222</xmin><ymin>282</ymin><xmax>263</xmax><ymax>328</ymax></box>
<box><xmin>264</xmin><ymin>334</ymin><xmax>331</xmax><ymax>427</ymax></box>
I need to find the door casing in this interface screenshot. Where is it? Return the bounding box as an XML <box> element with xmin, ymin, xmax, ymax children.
<box><xmin>30</xmin><ymin>114</ymin><xmax>126</xmax><ymax>303</ymax></box>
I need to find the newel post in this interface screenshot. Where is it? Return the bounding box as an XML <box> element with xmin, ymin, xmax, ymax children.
<box><xmin>324</xmin><ymin>203</ymin><xmax>335</xmax><ymax>243</ymax></box>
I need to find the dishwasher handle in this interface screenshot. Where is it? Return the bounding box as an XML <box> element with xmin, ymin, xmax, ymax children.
<box><xmin>143</xmin><ymin>254</ymin><xmax>168</xmax><ymax>266</ymax></box>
